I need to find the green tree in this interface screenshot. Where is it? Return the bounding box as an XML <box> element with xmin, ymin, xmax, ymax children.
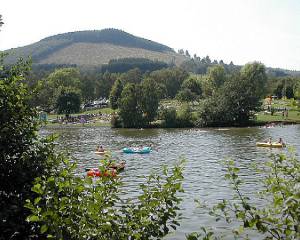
<box><xmin>0</xmin><ymin>14</ymin><xmax>3</xmax><ymax>29</ymax></box>
<box><xmin>161</xmin><ymin>107</ymin><xmax>177</xmax><ymax>128</ymax></box>
<box><xmin>95</xmin><ymin>72</ymin><xmax>117</xmax><ymax>98</ymax></box>
<box><xmin>47</xmin><ymin>67</ymin><xmax>81</xmax><ymax>90</ymax></box>
<box><xmin>121</xmin><ymin>68</ymin><xmax>142</xmax><ymax>84</ymax></box>
<box><xmin>109</xmin><ymin>78</ymin><xmax>123</xmax><ymax>109</ymax></box>
<box><xmin>181</xmin><ymin>77</ymin><xmax>202</xmax><ymax>96</ymax></box>
<box><xmin>118</xmin><ymin>83</ymin><xmax>143</xmax><ymax>128</ymax></box>
<box><xmin>37</xmin><ymin>68</ymin><xmax>82</xmax><ymax>112</ymax></box>
<box><xmin>176</xmin><ymin>77</ymin><xmax>202</xmax><ymax>102</ymax></box>
<box><xmin>176</xmin><ymin>88</ymin><xmax>197</xmax><ymax>102</ymax></box>
<box><xmin>240</xmin><ymin>62</ymin><xmax>267</xmax><ymax>99</ymax></box>
<box><xmin>197</xmin><ymin>63</ymin><xmax>267</xmax><ymax>127</ymax></box>
<box><xmin>81</xmin><ymin>75</ymin><xmax>96</xmax><ymax>102</ymax></box>
<box><xmin>151</xmin><ymin>68</ymin><xmax>189</xmax><ymax>98</ymax></box>
<box><xmin>207</xmin><ymin>65</ymin><xmax>226</xmax><ymax>90</ymax></box>
<box><xmin>0</xmin><ymin>55</ymin><xmax>55</xmax><ymax>239</ymax></box>
<box><xmin>140</xmin><ymin>78</ymin><xmax>160</xmax><ymax>125</ymax></box>
<box><xmin>56</xmin><ymin>91</ymin><xmax>81</xmax><ymax>115</ymax></box>
<box><xmin>176</xmin><ymin>104</ymin><xmax>194</xmax><ymax>127</ymax></box>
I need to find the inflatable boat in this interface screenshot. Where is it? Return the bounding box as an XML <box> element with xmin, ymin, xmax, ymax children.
<box><xmin>256</xmin><ymin>142</ymin><xmax>284</xmax><ymax>148</ymax></box>
<box><xmin>123</xmin><ymin>147</ymin><xmax>151</xmax><ymax>154</ymax></box>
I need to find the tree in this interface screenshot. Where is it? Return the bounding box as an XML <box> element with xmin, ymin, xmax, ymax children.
<box><xmin>207</xmin><ymin>65</ymin><xmax>226</xmax><ymax>89</ymax></box>
<box><xmin>37</xmin><ymin>68</ymin><xmax>82</xmax><ymax>112</ymax></box>
<box><xmin>109</xmin><ymin>78</ymin><xmax>123</xmax><ymax>109</ymax></box>
<box><xmin>176</xmin><ymin>104</ymin><xmax>194</xmax><ymax>127</ymax></box>
<box><xmin>176</xmin><ymin>88</ymin><xmax>197</xmax><ymax>102</ymax></box>
<box><xmin>0</xmin><ymin>14</ymin><xmax>3</xmax><ymax>29</ymax></box>
<box><xmin>118</xmin><ymin>83</ymin><xmax>143</xmax><ymax>128</ymax></box>
<box><xmin>205</xmin><ymin>55</ymin><xmax>211</xmax><ymax>64</ymax></box>
<box><xmin>140</xmin><ymin>78</ymin><xmax>160</xmax><ymax>125</ymax></box>
<box><xmin>150</xmin><ymin>68</ymin><xmax>189</xmax><ymax>98</ymax></box>
<box><xmin>121</xmin><ymin>68</ymin><xmax>142</xmax><ymax>84</ymax></box>
<box><xmin>197</xmin><ymin>63</ymin><xmax>267</xmax><ymax>127</ymax></box>
<box><xmin>81</xmin><ymin>75</ymin><xmax>96</xmax><ymax>102</ymax></box>
<box><xmin>95</xmin><ymin>72</ymin><xmax>117</xmax><ymax>98</ymax></box>
<box><xmin>56</xmin><ymin>91</ymin><xmax>81</xmax><ymax>115</ymax></box>
<box><xmin>0</xmin><ymin>55</ymin><xmax>55</xmax><ymax>239</ymax></box>
<box><xmin>161</xmin><ymin>107</ymin><xmax>177</xmax><ymax>128</ymax></box>
<box><xmin>240</xmin><ymin>62</ymin><xmax>267</xmax><ymax>99</ymax></box>
<box><xmin>185</xmin><ymin>50</ymin><xmax>190</xmax><ymax>58</ymax></box>
<box><xmin>181</xmin><ymin>77</ymin><xmax>202</xmax><ymax>96</ymax></box>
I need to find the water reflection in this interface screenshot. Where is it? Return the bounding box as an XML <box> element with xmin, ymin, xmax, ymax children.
<box><xmin>40</xmin><ymin>125</ymin><xmax>300</xmax><ymax>239</ymax></box>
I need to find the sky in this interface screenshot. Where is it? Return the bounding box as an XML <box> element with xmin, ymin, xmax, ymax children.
<box><xmin>1</xmin><ymin>0</ymin><xmax>300</xmax><ymax>70</ymax></box>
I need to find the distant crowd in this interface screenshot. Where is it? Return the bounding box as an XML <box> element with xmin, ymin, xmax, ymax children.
<box><xmin>51</xmin><ymin>113</ymin><xmax>111</xmax><ymax>125</ymax></box>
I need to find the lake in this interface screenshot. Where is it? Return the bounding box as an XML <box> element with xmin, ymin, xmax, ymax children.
<box><xmin>41</xmin><ymin>124</ymin><xmax>300</xmax><ymax>239</ymax></box>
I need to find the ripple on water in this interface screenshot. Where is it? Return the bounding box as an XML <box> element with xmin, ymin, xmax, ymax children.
<box><xmin>40</xmin><ymin>125</ymin><xmax>300</xmax><ymax>239</ymax></box>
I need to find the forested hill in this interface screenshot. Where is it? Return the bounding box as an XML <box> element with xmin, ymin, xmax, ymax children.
<box><xmin>3</xmin><ymin>29</ymin><xmax>187</xmax><ymax>66</ymax></box>
<box><xmin>43</xmin><ymin>29</ymin><xmax>174</xmax><ymax>52</ymax></box>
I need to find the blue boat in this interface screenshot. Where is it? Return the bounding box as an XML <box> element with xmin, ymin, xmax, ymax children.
<box><xmin>123</xmin><ymin>147</ymin><xmax>151</xmax><ymax>154</ymax></box>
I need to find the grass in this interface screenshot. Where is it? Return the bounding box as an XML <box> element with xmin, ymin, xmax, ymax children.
<box><xmin>47</xmin><ymin>108</ymin><xmax>115</xmax><ymax>120</ymax></box>
<box><xmin>256</xmin><ymin>98</ymin><xmax>300</xmax><ymax>124</ymax></box>
<box><xmin>44</xmin><ymin>99</ymin><xmax>299</xmax><ymax>128</ymax></box>
<box><xmin>44</xmin><ymin>121</ymin><xmax>110</xmax><ymax>128</ymax></box>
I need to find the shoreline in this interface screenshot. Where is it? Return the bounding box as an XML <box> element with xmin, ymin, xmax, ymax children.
<box><xmin>42</xmin><ymin>119</ymin><xmax>299</xmax><ymax>129</ymax></box>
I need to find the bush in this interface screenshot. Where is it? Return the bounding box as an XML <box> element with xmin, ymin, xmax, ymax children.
<box><xmin>176</xmin><ymin>104</ymin><xmax>194</xmax><ymax>127</ymax></box>
<box><xmin>26</xmin><ymin>154</ymin><xmax>184</xmax><ymax>239</ymax></box>
<box><xmin>110</xmin><ymin>113</ymin><xmax>122</xmax><ymax>128</ymax></box>
<box><xmin>161</xmin><ymin>107</ymin><xmax>177</xmax><ymax>128</ymax></box>
<box><xmin>0</xmin><ymin>55</ymin><xmax>56</xmax><ymax>239</ymax></box>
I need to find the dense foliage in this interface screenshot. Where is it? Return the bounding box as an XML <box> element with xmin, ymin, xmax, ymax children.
<box><xmin>109</xmin><ymin>78</ymin><xmax>124</xmax><ymax>109</ymax></box>
<box><xmin>197</xmin><ymin>62</ymin><xmax>267</xmax><ymax>127</ymax></box>
<box><xmin>26</xmin><ymin>155</ymin><xmax>184</xmax><ymax>240</ymax></box>
<box><xmin>101</xmin><ymin>58</ymin><xmax>168</xmax><ymax>73</ymax></box>
<box><xmin>56</xmin><ymin>91</ymin><xmax>81</xmax><ymax>114</ymax></box>
<box><xmin>0</xmin><ymin>55</ymin><xmax>55</xmax><ymax>239</ymax></box>
<box><xmin>118</xmin><ymin>83</ymin><xmax>143</xmax><ymax>128</ymax></box>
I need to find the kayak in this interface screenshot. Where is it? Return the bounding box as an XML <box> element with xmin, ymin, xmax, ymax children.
<box><xmin>123</xmin><ymin>147</ymin><xmax>151</xmax><ymax>154</ymax></box>
<box><xmin>256</xmin><ymin>142</ymin><xmax>284</xmax><ymax>148</ymax></box>
<box><xmin>94</xmin><ymin>151</ymin><xmax>106</xmax><ymax>155</ymax></box>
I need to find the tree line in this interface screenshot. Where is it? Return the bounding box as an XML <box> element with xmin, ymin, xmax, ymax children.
<box><xmin>27</xmin><ymin>59</ymin><xmax>300</xmax><ymax>127</ymax></box>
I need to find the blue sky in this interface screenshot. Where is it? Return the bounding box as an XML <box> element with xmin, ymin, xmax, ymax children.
<box><xmin>1</xmin><ymin>0</ymin><xmax>300</xmax><ymax>70</ymax></box>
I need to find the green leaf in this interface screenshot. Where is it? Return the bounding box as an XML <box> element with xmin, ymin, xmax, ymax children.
<box><xmin>40</xmin><ymin>224</ymin><xmax>48</xmax><ymax>234</ymax></box>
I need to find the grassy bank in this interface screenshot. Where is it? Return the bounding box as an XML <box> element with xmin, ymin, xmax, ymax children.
<box><xmin>43</xmin><ymin>99</ymin><xmax>300</xmax><ymax>128</ymax></box>
<box><xmin>255</xmin><ymin>98</ymin><xmax>300</xmax><ymax>124</ymax></box>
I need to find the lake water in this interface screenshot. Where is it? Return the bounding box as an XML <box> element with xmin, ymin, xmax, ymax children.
<box><xmin>41</xmin><ymin>124</ymin><xmax>300</xmax><ymax>239</ymax></box>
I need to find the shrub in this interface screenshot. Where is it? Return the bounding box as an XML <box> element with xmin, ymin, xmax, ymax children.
<box><xmin>0</xmin><ymin>55</ymin><xmax>56</xmax><ymax>239</ymax></box>
<box><xmin>26</xmin><ymin>155</ymin><xmax>184</xmax><ymax>239</ymax></box>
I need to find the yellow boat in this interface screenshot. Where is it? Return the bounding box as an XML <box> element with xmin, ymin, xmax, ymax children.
<box><xmin>256</xmin><ymin>142</ymin><xmax>284</xmax><ymax>148</ymax></box>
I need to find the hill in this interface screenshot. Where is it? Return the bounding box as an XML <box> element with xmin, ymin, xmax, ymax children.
<box><xmin>3</xmin><ymin>29</ymin><xmax>187</xmax><ymax>66</ymax></box>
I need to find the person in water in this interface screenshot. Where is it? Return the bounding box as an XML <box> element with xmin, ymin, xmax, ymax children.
<box><xmin>97</xmin><ymin>145</ymin><xmax>105</xmax><ymax>152</ymax></box>
<box><xmin>265</xmin><ymin>137</ymin><xmax>272</xmax><ymax>144</ymax></box>
<box><xmin>277</xmin><ymin>137</ymin><xmax>285</xmax><ymax>146</ymax></box>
